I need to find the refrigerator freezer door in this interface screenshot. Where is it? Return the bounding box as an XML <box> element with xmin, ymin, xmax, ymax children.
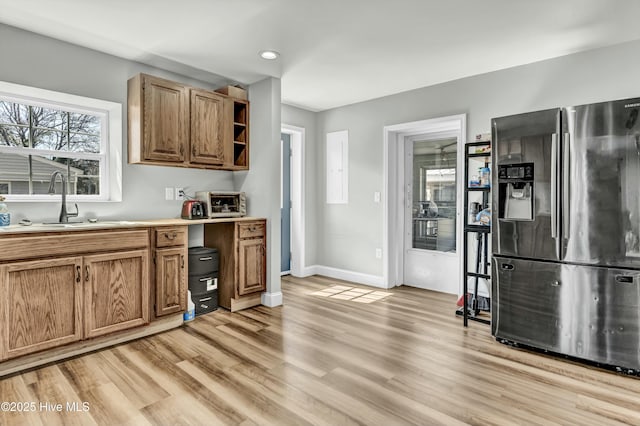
<box><xmin>562</xmin><ymin>98</ymin><xmax>640</xmax><ymax>268</ymax></box>
<box><xmin>492</xmin><ymin>109</ymin><xmax>561</xmax><ymax>261</ymax></box>
<box><xmin>493</xmin><ymin>256</ymin><xmax>640</xmax><ymax>371</ymax></box>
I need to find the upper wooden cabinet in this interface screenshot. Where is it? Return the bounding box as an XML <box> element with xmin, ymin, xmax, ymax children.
<box><xmin>190</xmin><ymin>88</ymin><xmax>228</xmax><ymax>166</ymax></box>
<box><xmin>128</xmin><ymin>73</ymin><xmax>249</xmax><ymax>170</ymax></box>
<box><xmin>129</xmin><ymin>74</ymin><xmax>188</xmax><ymax>164</ymax></box>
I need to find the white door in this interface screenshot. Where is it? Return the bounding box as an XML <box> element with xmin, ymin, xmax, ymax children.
<box><xmin>403</xmin><ymin>134</ymin><xmax>460</xmax><ymax>294</ymax></box>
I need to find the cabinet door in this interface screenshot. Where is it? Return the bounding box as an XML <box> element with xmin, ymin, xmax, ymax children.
<box><xmin>84</xmin><ymin>250</ymin><xmax>149</xmax><ymax>339</ymax></box>
<box><xmin>143</xmin><ymin>75</ymin><xmax>188</xmax><ymax>162</ymax></box>
<box><xmin>190</xmin><ymin>89</ymin><xmax>227</xmax><ymax>166</ymax></box>
<box><xmin>237</xmin><ymin>237</ymin><xmax>266</xmax><ymax>296</ymax></box>
<box><xmin>155</xmin><ymin>247</ymin><xmax>186</xmax><ymax>317</ymax></box>
<box><xmin>1</xmin><ymin>257</ymin><xmax>83</xmax><ymax>360</ymax></box>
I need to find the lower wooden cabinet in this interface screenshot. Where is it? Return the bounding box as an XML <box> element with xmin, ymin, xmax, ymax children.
<box><xmin>0</xmin><ymin>229</ymin><xmax>151</xmax><ymax>362</ymax></box>
<box><xmin>238</xmin><ymin>237</ymin><xmax>266</xmax><ymax>296</ymax></box>
<box><xmin>155</xmin><ymin>247</ymin><xmax>186</xmax><ymax>316</ymax></box>
<box><xmin>204</xmin><ymin>219</ymin><xmax>266</xmax><ymax>311</ymax></box>
<box><xmin>0</xmin><ymin>257</ymin><xmax>83</xmax><ymax>361</ymax></box>
<box><xmin>84</xmin><ymin>250</ymin><xmax>149</xmax><ymax>339</ymax></box>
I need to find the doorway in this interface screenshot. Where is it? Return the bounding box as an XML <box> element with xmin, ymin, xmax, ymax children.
<box><xmin>281</xmin><ymin>124</ymin><xmax>305</xmax><ymax>277</ymax></box>
<box><xmin>281</xmin><ymin>133</ymin><xmax>291</xmax><ymax>274</ymax></box>
<box><xmin>383</xmin><ymin>114</ymin><xmax>466</xmax><ymax>294</ymax></box>
<box><xmin>403</xmin><ymin>134</ymin><xmax>459</xmax><ymax>293</ymax></box>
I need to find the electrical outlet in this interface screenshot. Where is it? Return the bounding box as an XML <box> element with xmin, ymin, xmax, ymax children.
<box><xmin>164</xmin><ymin>187</ymin><xmax>174</xmax><ymax>201</ymax></box>
<box><xmin>375</xmin><ymin>248</ymin><xmax>382</xmax><ymax>259</ymax></box>
<box><xmin>175</xmin><ymin>187</ymin><xmax>185</xmax><ymax>201</ymax></box>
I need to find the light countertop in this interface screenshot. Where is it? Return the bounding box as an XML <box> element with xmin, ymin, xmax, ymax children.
<box><xmin>0</xmin><ymin>216</ymin><xmax>265</xmax><ymax>235</ymax></box>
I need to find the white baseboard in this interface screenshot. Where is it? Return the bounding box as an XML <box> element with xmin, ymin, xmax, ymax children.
<box><xmin>261</xmin><ymin>291</ymin><xmax>283</xmax><ymax>307</ymax></box>
<box><xmin>303</xmin><ymin>265</ymin><xmax>386</xmax><ymax>288</ymax></box>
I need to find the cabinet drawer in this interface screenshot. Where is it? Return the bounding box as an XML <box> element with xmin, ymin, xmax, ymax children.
<box><xmin>155</xmin><ymin>227</ymin><xmax>187</xmax><ymax>247</ymax></box>
<box><xmin>238</xmin><ymin>221</ymin><xmax>265</xmax><ymax>239</ymax></box>
<box><xmin>0</xmin><ymin>229</ymin><xmax>149</xmax><ymax>262</ymax></box>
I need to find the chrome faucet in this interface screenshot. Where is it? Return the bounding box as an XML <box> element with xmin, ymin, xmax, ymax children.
<box><xmin>48</xmin><ymin>171</ymin><xmax>79</xmax><ymax>223</ymax></box>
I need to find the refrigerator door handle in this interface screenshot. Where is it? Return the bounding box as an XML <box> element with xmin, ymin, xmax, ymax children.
<box><xmin>551</xmin><ymin>133</ymin><xmax>558</xmax><ymax>239</ymax></box>
<box><xmin>563</xmin><ymin>132</ymin><xmax>571</xmax><ymax>240</ymax></box>
<box><xmin>551</xmin><ymin>133</ymin><xmax>560</xmax><ymax>259</ymax></box>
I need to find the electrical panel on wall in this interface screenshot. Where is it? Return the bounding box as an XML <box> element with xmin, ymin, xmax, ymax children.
<box><xmin>326</xmin><ymin>130</ymin><xmax>349</xmax><ymax>204</ymax></box>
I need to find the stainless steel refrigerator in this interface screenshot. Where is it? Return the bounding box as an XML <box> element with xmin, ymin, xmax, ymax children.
<box><xmin>491</xmin><ymin>97</ymin><xmax>640</xmax><ymax>372</ymax></box>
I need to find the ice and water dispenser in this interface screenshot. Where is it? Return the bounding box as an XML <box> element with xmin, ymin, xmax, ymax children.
<box><xmin>497</xmin><ymin>163</ymin><xmax>534</xmax><ymax>221</ymax></box>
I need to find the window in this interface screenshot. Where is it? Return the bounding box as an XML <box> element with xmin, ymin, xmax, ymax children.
<box><xmin>0</xmin><ymin>81</ymin><xmax>122</xmax><ymax>201</ymax></box>
<box><xmin>411</xmin><ymin>138</ymin><xmax>457</xmax><ymax>252</ymax></box>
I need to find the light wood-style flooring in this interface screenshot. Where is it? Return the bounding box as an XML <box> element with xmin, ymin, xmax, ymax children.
<box><xmin>2</xmin><ymin>275</ymin><xmax>640</xmax><ymax>425</ymax></box>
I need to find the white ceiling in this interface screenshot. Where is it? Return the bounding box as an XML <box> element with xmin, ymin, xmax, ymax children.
<box><xmin>2</xmin><ymin>0</ymin><xmax>640</xmax><ymax>111</ymax></box>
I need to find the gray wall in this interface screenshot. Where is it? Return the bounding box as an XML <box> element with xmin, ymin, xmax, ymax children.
<box><xmin>314</xmin><ymin>38</ymin><xmax>640</xmax><ymax>278</ymax></box>
<box><xmin>236</xmin><ymin>77</ymin><xmax>282</xmax><ymax>300</ymax></box>
<box><xmin>281</xmin><ymin>104</ymin><xmax>318</xmax><ymax>267</ymax></box>
<box><xmin>0</xmin><ymin>23</ymin><xmax>239</xmax><ymax>223</ymax></box>
<box><xmin>0</xmin><ymin>24</ymin><xmax>283</xmax><ymax>296</ymax></box>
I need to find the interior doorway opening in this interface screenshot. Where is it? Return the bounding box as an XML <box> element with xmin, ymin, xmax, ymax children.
<box><xmin>281</xmin><ymin>124</ymin><xmax>305</xmax><ymax>277</ymax></box>
<box><xmin>383</xmin><ymin>114</ymin><xmax>466</xmax><ymax>295</ymax></box>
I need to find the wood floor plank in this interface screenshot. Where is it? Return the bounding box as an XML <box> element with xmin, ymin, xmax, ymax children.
<box><xmin>2</xmin><ymin>274</ymin><xmax>639</xmax><ymax>425</ymax></box>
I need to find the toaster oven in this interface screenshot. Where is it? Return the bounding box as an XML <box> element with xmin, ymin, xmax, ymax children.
<box><xmin>195</xmin><ymin>191</ymin><xmax>247</xmax><ymax>218</ymax></box>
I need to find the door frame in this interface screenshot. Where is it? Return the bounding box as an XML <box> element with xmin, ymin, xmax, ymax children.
<box><xmin>382</xmin><ymin>114</ymin><xmax>466</xmax><ymax>291</ymax></box>
<box><xmin>281</xmin><ymin>124</ymin><xmax>305</xmax><ymax>277</ymax></box>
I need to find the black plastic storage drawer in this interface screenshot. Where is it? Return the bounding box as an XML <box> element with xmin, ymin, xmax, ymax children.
<box><xmin>188</xmin><ymin>273</ymin><xmax>218</xmax><ymax>295</ymax></box>
<box><xmin>188</xmin><ymin>246</ymin><xmax>219</xmax><ymax>276</ymax></box>
<box><xmin>192</xmin><ymin>290</ymin><xmax>218</xmax><ymax>316</ymax></box>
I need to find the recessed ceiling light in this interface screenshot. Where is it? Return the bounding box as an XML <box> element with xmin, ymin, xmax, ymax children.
<box><xmin>259</xmin><ymin>50</ymin><xmax>280</xmax><ymax>60</ymax></box>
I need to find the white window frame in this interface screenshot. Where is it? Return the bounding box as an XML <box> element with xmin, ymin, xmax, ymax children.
<box><xmin>0</xmin><ymin>81</ymin><xmax>122</xmax><ymax>202</ymax></box>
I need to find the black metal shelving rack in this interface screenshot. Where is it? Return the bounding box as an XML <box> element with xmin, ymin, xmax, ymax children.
<box><xmin>460</xmin><ymin>141</ymin><xmax>491</xmax><ymax>326</ymax></box>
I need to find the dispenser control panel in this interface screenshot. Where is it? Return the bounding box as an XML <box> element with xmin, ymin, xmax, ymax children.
<box><xmin>497</xmin><ymin>162</ymin><xmax>534</xmax><ymax>221</ymax></box>
<box><xmin>498</xmin><ymin>163</ymin><xmax>534</xmax><ymax>181</ymax></box>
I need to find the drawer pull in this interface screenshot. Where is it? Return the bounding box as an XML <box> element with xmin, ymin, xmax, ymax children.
<box><xmin>199</xmin><ymin>256</ymin><xmax>213</xmax><ymax>261</ymax></box>
<box><xmin>616</xmin><ymin>275</ymin><xmax>634</xmax><ymax>284</ymax></box>
<box><xmin>501</xmin><ymin>263</ymin><xmax>514</xmax><ymax>270</ymax></box>
<box><xmin>181</xmin><ymin>255</ymin><xmax>185</xmax><ymax>269</ymax></box>
<box><xmin>76</xmin><ymin>265</ymin><xmax>81</xmax><ymax>283</ymax></box>
<box><xmin>85</xmin><ymin>265</ymin><xmax>90</xmax><ymax>282</ymax></box>
<box><xmin>199</xmin><ymin>277</ymin><xmax>213</xmax><ymax>282</ymax></box>
<box><xmin>551</xmin><ymin>280</ymin><xmax>561</xmax><ymax>287</ymax></box>
<box><xmin>164</xmin><ymin>232</ymin><xmax>177</xmax><ymax>240</ymax></box>
<box><xmin>249</xmin><ymin>227</ymin><xmax>256</xmax><ymax>232</ymax></box>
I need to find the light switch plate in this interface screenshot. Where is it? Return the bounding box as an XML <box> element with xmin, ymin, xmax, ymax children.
<box><xmin>374</xmin><ymin>192</ymin><xmax>381</xmax><ymax>203</ymax></box>
<box><xmin>375</xmin><ymin>248</ymin><xmax>382</xmax><ymax>259</ymax></box>
<box><xmin>165</xmin><ymin>187</ymin><xmax>174</xmax><ymax>201</ymax></box>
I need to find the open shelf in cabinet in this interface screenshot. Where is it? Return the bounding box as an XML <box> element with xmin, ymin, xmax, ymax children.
<box><xmin>230</xmin><ymin>99</ymin><xmax>249</xmax><ymax>169</ymax></box>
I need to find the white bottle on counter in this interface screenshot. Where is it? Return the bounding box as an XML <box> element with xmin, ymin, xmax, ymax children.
<box><xmin>184</xmin><ymin>290</ymin><xmax>195</xmax><ymax>322</ymax></box>
<box><xmin>0</xmin><ymin>196</ymin><xmax>10</xmax><ymax>226</ymax></box>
